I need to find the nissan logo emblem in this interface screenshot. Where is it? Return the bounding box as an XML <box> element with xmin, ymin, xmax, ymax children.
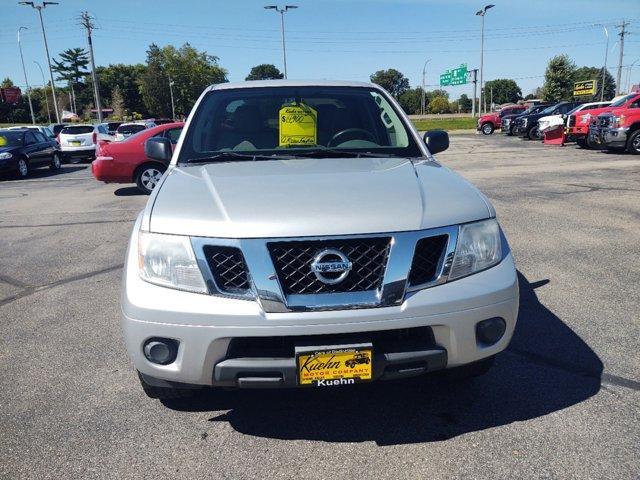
<box><xmin>310</xmin><ymin>249</ymin><xmax>352</xmax><ymax>285</ymax></box>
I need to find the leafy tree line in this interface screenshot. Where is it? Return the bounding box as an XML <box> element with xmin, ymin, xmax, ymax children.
<box><xmin>541</xmin><ymin>54</ymin><xmax>616</xmax><ymax>102</ymax></box>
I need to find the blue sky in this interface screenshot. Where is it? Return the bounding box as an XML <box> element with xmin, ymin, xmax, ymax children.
<box><xmin>2</xmin><ymin>0</ymin><xmax>640</xmax><ymax>99</ymax></box>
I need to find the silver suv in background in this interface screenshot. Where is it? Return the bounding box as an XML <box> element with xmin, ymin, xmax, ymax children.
<box><xmin>58</xmin><ymin>124</ymin><xmax>107</xmax><ymax>162</ymax></box>
<box><xmin>121</xmin><ymin>80</ymin><xmax>519</xmax><ymax>400</ymax></box>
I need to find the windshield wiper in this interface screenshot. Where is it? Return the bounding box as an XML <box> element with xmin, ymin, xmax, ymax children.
<box><xmin>184</xmin><ymin>152</ymin><xmax>298</xmax><ymax>163</ymax></box>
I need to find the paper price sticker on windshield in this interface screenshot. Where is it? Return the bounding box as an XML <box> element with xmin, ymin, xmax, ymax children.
<box><xmin>279</xmin><ymin>104</ymin><xmax>317</xmax><ymax>146</ymax></box>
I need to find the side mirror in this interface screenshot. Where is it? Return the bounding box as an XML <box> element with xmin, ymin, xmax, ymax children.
<box><xmin>145</xmin><ymin>137</ymin><xmax>172</xmax><ymax>163</ymax></box>
<box><xmin>423</xmin><ymin>130</ymin><xmax>449</xmax><ymax>154</ymax></box>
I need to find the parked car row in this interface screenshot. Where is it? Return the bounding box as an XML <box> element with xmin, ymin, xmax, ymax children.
<box><xmin>0</xmin><ymin>128</ymin><xmax>61</xmax><ymax>178</ymax></box>
<box><xmin>478</xmin><ymin>91</ymin><xmax>640</xmax><ymax>154</ymax></box>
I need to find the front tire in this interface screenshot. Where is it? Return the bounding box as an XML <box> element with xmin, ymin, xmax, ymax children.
<box><xmin>481</xmin><ymin>123</ymin><xmax>494</xmax><ymax>135</ymax></box>
<box><xmin>16</xmin><ymin>158</ymin><xmax>29</xmax><ymax>178</ymax></box>
<box><xmin>136</xmin><ymin>164</ymin><xmax>166</xmax><ymax>194</ymax></box>
<box><xmin>528</xmin><ymin>126</ymin><xmax>541</xmax><ymax>141</ymax></box>
<box><xmin>576</xmin><ymin>137</ymin><xmax>588</xmax><ymax>149</ymax></box>
<box><xmin>627</xmin><ymin>130</ymin><xmax>640</xmax><ymax>155</ymax></box>
<box><xmin>50</xmin><ymin>153</ymin><xmax>61</xmax><ymax>170</ymax></box>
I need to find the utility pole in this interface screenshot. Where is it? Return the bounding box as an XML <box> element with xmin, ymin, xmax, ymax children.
<box><xmin>79</xmin><ymin>11</ymin><xmax>103</xmax><ymax>123</ymax></box>
<box><xmin>476</xmin><ymin>4</ymin><xmax>494</xmax><ymax>115</ymax></box>
<box><xmin>471</xmin><ymin>68</ymin><xmax>478</xmax><ymax>117</ymax></box>
<box><xmin>17</xmin><ymin>27</ymin><xmax>36</xmax><ymax>124</ymax></box>
<box><xmin>615</xmin><ymin>20</ymin><xmax>630</xmax><ymax>96</ymax></box>
<box><xmin>264</xmin><ymin>5</ymin><xmax>297</xmax><ymax>79</ymax></box>
<box><xmin>601</xmin><ymin>25</ymin><xmax>609</xmax><ymax>101</ymax></box>
<box><xmin>34</xmin><ymin>61</ymin><xmax>51</xmax><ymax>123</ymax></box>
<box><xmin>421</xmin><ymin>58</ymin><xmax>431</xmax><ymax>115</ymax></box>
<box><xmin>19</xmin><ymin>1</ymin><xmax>60</xmax><ymax>123</ymax></box>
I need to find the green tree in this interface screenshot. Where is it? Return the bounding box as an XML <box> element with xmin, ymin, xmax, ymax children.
<box><xmin>246</xmin><ymin>64</ymin><xmax>284</xmax><ymax>81</ymax></box>
<box><xmin>94</xmin><ymin>63</ymin><xmax>147</xmax><ymax>115</ymax></box>
<box><xmin>429</xmin><ymin>96</ymin><xmax>450</xmax><ymax>114</ymax></box>
<box><xmin>398</xmin><ymin>87</ymin><xmax>424</xmax><ymax>114</ymax></box>
<box><xmin>483</xmin><ymin>79</ymin><xmax>522</xmax><ymax>105</ymax></box>
<box><xmin>573</xmin><ymin>66</ymin><xmax>616</xmax><ymax>101</ymax></box>
<box><xmin>52</xmin><ymin>48</ymin><xmax>89</xmax><ymax>84</ymax></box>
<box><xmin>542</xmin><ymin>55</ymin><xmax>576</xmax><ymax>101</ymax></box>
<box><xmin>139</xmin><ymin>43</ymin><xmax>227</xmax><ymax>117</ymax></box>
<box><xmin>1</xmin><ymin>77</ymin><xmax>15</xmax><ymax>88</ymax></box>
<box><xmin>370</xmin><ymin>69</ymin><xmax>410</xmax><ymax>97</ymax></box>
<box><xmin>456</xmin><ymin>94</ymin><xmax>472</xmax><ymax>113</ymax></box>
<box><xmin>111</xmin><ymin>86</ymin><xmax>126</xmax><ymax>119</ymax></box>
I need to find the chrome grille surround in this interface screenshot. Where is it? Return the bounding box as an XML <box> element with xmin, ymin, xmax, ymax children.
<box><xmin>191</xmin><ymin>225</ymin><xmax>459</xmax><ymax>313</ymax></box>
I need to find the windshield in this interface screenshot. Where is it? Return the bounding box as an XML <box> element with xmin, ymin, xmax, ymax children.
<box><xmin>539</xmin><ymin>104</ymin><xmax>559</xmax><ymax>115</ymax></box>
<box><xmin>179</xmin><ymin>86</ymin><xmax>421</xmax><ymax>162</ymax></box>
<box><xmin>610</xmin><ymin>93</ymin><xmax>637</xmax><ymax>107</ymax></box>
<box><xmin>118</xmin><ymin>124</ymin><xmax>146</xmax><ymax>135</ymax></box>
<box><xmin>61</xmin><ymin>125</ymin><xmax>94</xmax><ymax>135</ymax></box>
<box><xmin>0</xmin><ymin>131</ymin><xmax>24</xmax><ymax>147</ymax></box>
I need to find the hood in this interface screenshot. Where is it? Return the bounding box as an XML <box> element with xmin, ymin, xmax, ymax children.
<box><xmin>148</xmin><ymin>157</ymin><xmax>491</xmax><ymax>238</ymax></box>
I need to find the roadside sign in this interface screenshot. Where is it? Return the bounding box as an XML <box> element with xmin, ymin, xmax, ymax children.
<box><xmin>573</xmin><ymin>80</ymin><xmax>597</xmax><ymax>96</ymax></box>
<box><xmin>440</xmin><ymin>65</ymin><xmax>468</xmax><ymax>87</ymax></box>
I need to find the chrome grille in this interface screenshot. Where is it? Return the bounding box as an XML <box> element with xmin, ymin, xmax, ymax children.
<box><xmin>598</xmin><ymin>115</ymin><xmax>612</xmax><ymax>128</ymax></box>
<box><xmin>267</xmin><ymin>238</ymin><xmax>391</xmax><ymax>295</ymax></box>
<box><xmin>203</xmin><ymin>245</ymin><xmax>250</xmax><ymax>294</ymax></box>
<box><xmin>408</xmin><ymin>235</ymin><xmax>449</xmax><ymax>286</ymax></box>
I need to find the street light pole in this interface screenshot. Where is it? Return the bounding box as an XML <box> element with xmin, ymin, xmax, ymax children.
<box><xmin>264</xmin><ymin>5</ymin><xmax>298</xmax><ymax>79</ymax></box>
<box><xmin>168</xmin><ymin>75</ymin><xmax>176</xmax><ymax>120</ymax></box>
<box><xmin>19</xmin><ymin>1</ymin><xmax>61</xmax><ymax>123</ymax></box>
<box><xmin>476</xmin><ymin>4</ymin><xmax>494</xmax><ymax>116</ymax></box>
<box><xmin>626</xmin><ymin>58</ymin><xmax>639</xmax><ymax>93</ymax></box>
<box><xmin>33</xmin><ymin>61</ymin><xmax>51</xmax><ymax>123</ymax></box>
<box><xmin>18</xmin><ymin>27</ymin><xmax>36</xmax><ymax>124</ymax></box>
<box><xmin>421</xmin><ymin>59</ymin><xmax>431</xmax><ymax>115</ymax></box>
<box><xmin>601</xmin><ymin>25</ymin><xmax>609</xmax><ymax>102</ymax></box>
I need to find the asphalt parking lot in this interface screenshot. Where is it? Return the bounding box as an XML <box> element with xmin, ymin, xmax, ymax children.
<box><xmin>1</xmin><ymin>135</ymin><xmax>638</xmax><ymax>479</ymax></box>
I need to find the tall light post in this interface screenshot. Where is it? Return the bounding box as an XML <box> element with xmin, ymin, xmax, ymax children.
<box><xmin>168</xmin><ymin>75</ymin><xmax>176</xmax><ymax>120</ymax></box>
<box><xmin>421</xmin><ymin>58</ymin><xmax>431</xmax><ymax>115</ymax></box>
<box><xmin>33</xmin><ymin>61</ymin><xmax>51</xmax><ymax>123</ymax></box>
<box><xmin>626</xmin><ymin>58</ymin><xmax>639</xmax><ymax>93</ymax></box>
<box><xmin>264</xmin><ymin>5</ymin><xmax>297</xmax><ymax>79</ymax></box>
<box><xmin>19</xmin><ymin>1</ymin><xmax>61</xmax><ymax>123</ymax></box>
<box><xmin>600</xmin><ymin>25</ymin><xmax>609</xmax><ymax>102</ymax></box>
<box><xmin>476</xmin><ymin>4</ymin><xmax>494</xmax><ymax>115</ymax></box>
<box><xmin>18</xmin><ymin>27</ymin><xmax>36</xmax><ymax>124</ymax></box>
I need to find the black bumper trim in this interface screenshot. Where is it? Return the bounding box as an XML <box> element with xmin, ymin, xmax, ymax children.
<box><xmin>213</xmin><ymin>348</ymin><xmax>448</xmax><ymax>388</ymax></box>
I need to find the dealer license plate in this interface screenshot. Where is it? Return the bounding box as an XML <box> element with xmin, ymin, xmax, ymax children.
<box><xmin>296</xmin><ymin>345</ymin><xmax>372</xmax><ymax>386</ymax></box>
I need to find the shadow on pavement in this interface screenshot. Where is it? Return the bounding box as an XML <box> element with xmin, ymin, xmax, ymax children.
<box><xmin>0</xmin><ymin>165</ymin><xmax>87</xmax><ymax>182</ymax></box>
<box><xmin>114</xmin><ymin>186</ymin><xmax>146</xmax><ymax>197</ymax></box>
<box><xmin>163</xmin><ymin>272</ymin><xmax>602</xmax><ymax>446</ymax></box>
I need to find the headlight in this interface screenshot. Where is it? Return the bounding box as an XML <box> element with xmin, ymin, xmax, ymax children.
<box><xmin>579</xmin><ymin>114</ymin><xmax>591</xmax><ymax>124</ymax></box>
<box><xmin>138</xmin><ymin>231</ymin><xmax>207</xmax><ymax>293</ymax></box>
<box><xmin>0</xmin><ymin>152</ymin><xmax>12</xmax><ymax>160</ymax></box>
<box><xmin>611</xmin><ymin>115</ymin><xmax>625</xmax><ymax>128</ymax></box>
<box><xmin>522</xmin><ymin>118</ymin><xmax>528</xmax><ymax>127</ymax></box>
<box><xmin>449</xmin><ymin>219</ymin><xmax>502</xmax><ymax>280</ymax></box>
<box><xmin>504</xmin><ymin>119</ymin><xmax>511</xmax><ymax>125</ymax></box>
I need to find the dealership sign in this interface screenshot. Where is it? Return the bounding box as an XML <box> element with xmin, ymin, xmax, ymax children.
<box><xmin>440</xmin><ymin>65</ymin><xmax>468</xmax><ymax>87</ymax></box>
<box><xmin>573</xmin><ymin>80</ymin><xmax>597</xmax><ymax>96</ymax></box>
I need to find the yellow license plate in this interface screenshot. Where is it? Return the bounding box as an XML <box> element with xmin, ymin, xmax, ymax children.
<box><xmin>296</xmin><ymin>347</ymin><xmax>372</xmax><ymax>386</ymax></box>
<box><xmin>70</xmin><ymin>141</ymin><xmax>81</xmax><ymax>146</ymax></box>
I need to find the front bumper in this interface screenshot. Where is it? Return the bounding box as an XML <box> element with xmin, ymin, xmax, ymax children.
<box><xmin>601</xmin><ymin>126</ymin><xmax>629</xmax><ymax>148</ymax></box>
<box><xmin>121</xmin><ymin>227</ymin><xmax>519</xmax><ymax>388</ymax></box>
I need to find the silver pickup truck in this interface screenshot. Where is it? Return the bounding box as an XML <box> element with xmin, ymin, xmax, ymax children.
<box><xmin>121</xmin><ymin>80</ymin><xmax>519</xmax><ymax>400</ymax></box>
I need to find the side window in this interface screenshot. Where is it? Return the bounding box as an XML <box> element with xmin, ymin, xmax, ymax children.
<box><xmin>44</xmin><ymin>127</ymin><xmax>54</xmax><ymax>138</ymax></box>
<box><xmin>165</xmin><ymin>128</ymin><xmax>182</xmax><ymax>144</ymax></box>
<box><xmin>24</xmin><ymin>132</ymin><xmax>37</xmax><ymax>145</ymax></box>
<box><xmin>629</xmin><ymin>99</ymin><xmax>640</xmax><ymax>109</ymax></box>
<box><xmin>33</xmin><ymin>132</ymin><xmax>47</xmax><ymax>143</ymax></box>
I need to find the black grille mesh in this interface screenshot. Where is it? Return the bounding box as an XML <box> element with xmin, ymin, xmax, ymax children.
<box><xmin>268</xmin><ymin>238</ymin><xmax>391</xmax><ymax>295</ymax></box>
<box><xmin>203</xmin><ymin>245</ymin><xmax>250</xmax><ymax>294</ymax></box>
<box><xmin>408</xmin><ymin>235</ymin><xmax>448</xmax><ymax>286</ymax></box>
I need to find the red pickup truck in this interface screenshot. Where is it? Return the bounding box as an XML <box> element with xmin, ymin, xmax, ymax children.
<box><xmin>477</xmin><ymin>104</ymin><xmax>528</xmax><ymax>135</ymax></box>
<box><xmin>597</xmin><ymin>97</ymin><xmax>640</xmax><ymax>154</ymax></box>
<box><xmin>576</xmin><ymin>92</ymin><xmax>640</xmax><ymax>148</ymax></box>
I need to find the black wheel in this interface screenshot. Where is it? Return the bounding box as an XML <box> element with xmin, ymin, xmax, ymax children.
<box><xmin>586</xmin><ymin>135</ymin><xmax>600</xmax><ymax>149</ymax></box>
<box><xmin>137</xmin><ymin>372</ymin><xmax>195</xmax><ymax>400</ymax></box>
<box><xmin>576</xmin><ymin>137</ymin><xmax>588</xmax><ymax>149</ymax></box>
<box><xmin>443</xmin><ymin>356</ymin><xmax>495</xmax><ymax>381</ymax></box>
<box><xmin>50</xmin><ymin>152</ymin><xmax>61</xmax><ymax>170</ymax></box>
<box><xmin>481</xmin><ymin>123</ymin><xmax>494</xmax><ymax>135</ymax></box>
<box><xmin>506</xmin><ymin>125</ymin><xmax>515</xmax><ymax>136</ymax></box>
<box><xmin>627</xmin><ymin>130</ymin><xmax>640</xmax><ymax>155</ymax></box>
<box><xmin>16</xmin><ymin>157</ymin><xmax>29</xmax><ymax>178</ymax></box>
<box><xmin>527</xmin><ymin>126</ymin><xmax>541</xmax><ymax>141</ymax></box>
<box><xmin>135</xmin><ymin>164</ymin><xmax>166</xmax><ymax>194</ymax></box>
